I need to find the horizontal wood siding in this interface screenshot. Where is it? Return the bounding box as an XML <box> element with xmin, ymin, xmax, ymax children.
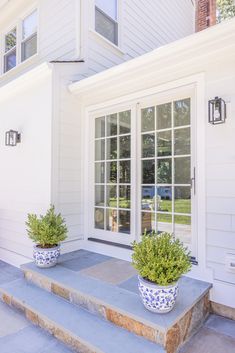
<box><xmin>53</xmin><ymin>64</ymin><xmax>87</xmax><ymax>244</ymax></box>
<box><xmin>0</xmin><ymin>69</ymin><xmax>52</xmax><ymax>265</ymax></box>
<box><xmin>206</xmin><ymin>70</ymin><xmax>235</xmax><ymax>286</ymax></box>
<box><xmin>88</xmin><ymin>0</ymin><xmax>194</xmax><ymax>74</ymax></box>
<box><xmin>39</xmin><ymin>0</ymin><xmax>76</xmax><ymax>61</ymax></box>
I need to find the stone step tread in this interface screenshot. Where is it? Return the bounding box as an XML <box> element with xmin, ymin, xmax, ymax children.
<box><xmin>0</xmin><ymin>279</ymin><xmax>165</xmax><ymax>353</ymax></box>
<box><xmin>22</xmin><ymin>262</ymin><xmax>212</xmax><ymax>331</ymax></box>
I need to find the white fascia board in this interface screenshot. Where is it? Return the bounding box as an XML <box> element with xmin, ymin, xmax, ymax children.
<box><xmin>0</xmin><ymin>63</ymin><xmax>53</xmax><ymax>102</ymax></box>
<box><xmin>69</xmin><ymin>18</ymin><xmax>235</xmax><ymax>96</ymax></box>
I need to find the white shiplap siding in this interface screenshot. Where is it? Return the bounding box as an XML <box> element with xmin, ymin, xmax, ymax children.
<box><xmin>39</xmin><ymin>0</ymin><xmax>76</xmax><ymax>61</ymax></box>
<box><xmin>87</xmin><ymin>0</ymin><xmax>194</xmax><ymax>74</ymax></box>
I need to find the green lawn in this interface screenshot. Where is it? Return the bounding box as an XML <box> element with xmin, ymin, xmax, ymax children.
<box><xmin>108</xmin><ymin>197</ymin><xmax>190</xmax><ymax>224</ymax></box>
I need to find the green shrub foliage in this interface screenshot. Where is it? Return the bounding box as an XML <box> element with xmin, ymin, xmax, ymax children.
<box><xmin>132</xmin><ymin>232</ymin><xmax>192</xmax><ymax>286</ymax></box>
<box><xmin>26</xmin><ymin>206</ymin><xmax>68</xmax><ymax>248</ymax></box>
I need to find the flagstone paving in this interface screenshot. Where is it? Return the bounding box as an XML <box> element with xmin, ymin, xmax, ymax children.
<box><xmin>0</xmin><ymin>257</ymin><xmax>235</xmax><ymax>353</ymax></box>
<box><xmin>0</xmin><ymin>260</ymin><xmax>74</xmax><ymax>353</ymax></box>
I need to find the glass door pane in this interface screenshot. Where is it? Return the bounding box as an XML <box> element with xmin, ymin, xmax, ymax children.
<box><xmin>94</xmin><ymin>110</ymin><xmax>131</xmax><ymax>235</ymax></box>
<box><xmin>141</xmin><ymin>98</ymin><xmax>192</xmax><ymax>250</ymax></box>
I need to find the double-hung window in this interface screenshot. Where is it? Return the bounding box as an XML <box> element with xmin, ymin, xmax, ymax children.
<box><xmin>2</xmin><ymin>9</ymin><xmax>37</xmax><ymax>74</ymax></box>
<box><xmin>21</xmin><ymin>10</ymin><xmax>37</xmax><ymax>62</ymax></box>
<box><xmin>95</xmin><ymin>0</ymin><xmax>118</xmax><ymax>45</ymax></box>
<box><xmin>4</xmin><ymin>28</ymin><xmax>17</xmax><ymax>73</ymax></box>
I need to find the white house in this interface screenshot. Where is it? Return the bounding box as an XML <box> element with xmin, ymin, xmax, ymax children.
<box><xmin>0</xmin><ymin>0</ymin><xmax>235</xmax><ymax>316</ymax></box>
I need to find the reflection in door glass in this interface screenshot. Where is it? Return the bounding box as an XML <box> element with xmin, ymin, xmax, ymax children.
<box><xmin>94</xmin><ymin>110</ymin><xmax>131</xmax><ymax>234</ymax></box>
<box><xmin>141</xmin><ymin>98</ymin><xmax>192</xmax><ymax>249</ymax></box>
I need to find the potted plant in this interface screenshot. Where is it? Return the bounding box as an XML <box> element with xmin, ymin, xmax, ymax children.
<box><xmin>26</xmin><ymin>206</ymin><xmax>68</xmax><ymax>268</ymax></box>
<box><xmin>132</xmin><ymin>231</ymin><xmax>192</xmax><ymax>314</ymax></box>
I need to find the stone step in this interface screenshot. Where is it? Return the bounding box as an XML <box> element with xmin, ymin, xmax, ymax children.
<box><xmin>0</xmin><ymin>278</ymin><xmax>165</xmax><ymax>353</ymax></box>
<box><xmin>22</xmin><ymin>261</ymin><xmax>212</xmax><ymax>353</ymax></box>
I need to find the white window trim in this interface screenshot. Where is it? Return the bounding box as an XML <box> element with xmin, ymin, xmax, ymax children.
<box><xmin>83</xmin><ymin>73</ymin><xmax>213</xmax><ymax>282</ymax></box>
<box><xmin>3</xmin><ymin>25</ymin><xmax>17</xmax><ymax>73</ymax></box>
<box><xmin>89</xmin><ymin>0</ymin><xmax>124</xmax><ymax>55</ymax></box>
<box><xmin>0</xmin><ymin>5</ymin><xmax>38</xmax><ymax>76</ymax></box>
<box><xmin>88</xmin><ymin>90</ymin><xmax>197</xmax><ymax>255</ymax></box>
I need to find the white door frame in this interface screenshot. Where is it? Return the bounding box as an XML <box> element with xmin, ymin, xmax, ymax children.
<box><xmin>83</xmin><ymin>73</ymin><xmax>212</xmax><ymax>281</ymax></box>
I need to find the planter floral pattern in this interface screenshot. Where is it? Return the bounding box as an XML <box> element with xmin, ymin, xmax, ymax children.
<box><xmin>33</xmin><ymin>245</ymin><xmax>60</xmax><ymax>268</ymax></box>
<box><xmin>138</xmin><ymin>276</ymin><xmax>178</xmax><ymax>313</ymax></box>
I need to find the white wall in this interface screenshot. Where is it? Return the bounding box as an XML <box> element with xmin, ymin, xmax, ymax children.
<box><xmin>69</xmin><ymin>21</ymin><xmax>235</xmax><ymax>308</ymax></box>
<box><xmin>51</xmin><ymin>63</ymin><xmax>87</xmax><ymax>253</ymax></box>
<box><xmin>0</xmin><ymin>0</ymin><xmax>80</xmax><ymax>84</ymax></box>
<box><xmin>87</xmin><ymin>0</ymin><xmax>195</xmax><ymax>75</ymax></box>
<box><xmin>0</xmin><ymin>65</ymin><xmax>53</xmax><ymax>266</ymax></box>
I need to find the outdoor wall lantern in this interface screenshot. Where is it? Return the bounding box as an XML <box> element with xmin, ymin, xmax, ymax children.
<box><xmin>208</xmin><ymin>96</ymin><xmax>226</xmax><ymax>125</ymax></box>
<box><xmin>5</xmin><ymin>130</ymin><xmax>21</xmax><ymax>147</ymax></box>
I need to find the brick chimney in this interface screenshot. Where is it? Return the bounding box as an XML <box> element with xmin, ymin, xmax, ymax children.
<box><xmin>196</xmin><ymin>0</ymin><xmax>217</xmax><ymax>32</ymax></box>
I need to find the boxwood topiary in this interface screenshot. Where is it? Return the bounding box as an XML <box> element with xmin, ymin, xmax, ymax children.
<box><xmin>132</xmin><ymin>231</ymin><xmax>192</xmax><ymax>286</ymax></box>
<box><xmin>26</xmin><ymin>205</ymin><xmax>68</xmax><ymax>248</ymax></box>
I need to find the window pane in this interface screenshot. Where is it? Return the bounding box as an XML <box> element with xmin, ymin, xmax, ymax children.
<box><xmin>157</xmin><ymin>187</ymin><xmax>172</xmax><ymax>212</ymax></box>
<box><xmin>4</xmin><ymin>49</ymin><xmax>16</xmax><ymax>72</ymax></box>
<box><xmin>106</xmin><ymin>209</ymin><xmax>118</xmax><ymax>232</ymax></box>
<box><xmin>95</xmin><ymin>185</ymin><xmax>105</xmax><ymax>206</ymax></box>
<box><xmin>142</xmin><ymin>133</ymin><xmax>155</xmax><ymax>158</ymax></box>
<box><xmin>95</xmin><ymin>139</ymin><xmax>105</xmax><ymax>161</ymax></box>
<box><xmin>175</xmin><ymin>187</ymin><xmax>191</xmax><ymax>214</ymax></box>
<box><xmin>157</xmin><ymin>130</ymin><xmax>172</xmax><ymax>157</ymax></box>
<box><xmin>141</xmin><ymin>212</ymin><xmax>155</xmax><ymax>234</ymax></box>
<box><xmin>95</xmin><ymin>0</ymin><xmax>117</xmax><ymax>19</ymax></box>
<box><xmin>95</xmin><ymin>208</ymin><xmax>104</xmax><ymax>229</ymax></box>
<box><xmin>157</xmin><ymin>103</ymin><xmax>171</xmax><ymax>130</ymax></box>
<box><xmin>174</xmin><ymin>99</ymin><xmax>190</xmax><ymax>127</ymax></box>
<box><xmin>119</xmin><ymin>185</ymin><xmax>131</xmax><ymax>209</ymax></box>
<box><xmin>107</xmin><ymin>114</ymin><xmax>117</xmax><ymax>136</ymax></box>
<box><xmin>106</xmin><ymin>137</ymin><xmax>117</xmax><ymax>160</ymax></box>
<box><xmin>157</xmin><ymin>213</ymin><xmax>172</xmax><ymax>233</ymax></box>
<box><xmin>107</xmin><ymin>185</ymin><xmax>117</xmax><ymax>207</ymax></box>
<box><xmin>157</xmin><ymin>159</ymin><xmax>172</xmax><ymax>184</ymax></box>
<box><xmin>141</xmin><ymin>107</ymin><xmax>155</xmax><ymax>132</ymax></box>
<box><xmin>142</xmin><ymin>160</ymin><xmax>155</xmax><ymax>184</ymax></box>
<box><xmin>119</xmin><ymin>161</ymin><xmax>131</xmax><ymax>183</ymax></box>
<box><xmin>174</xmin><ymin>157</ymin><xmax>190</xmax><ymax>184</ymax></box>
<box><xmin>174</xmin><ymin>127</ymin><xmax>190</xmax><ymax>156</ymax></box>
<box><xmin>95</xmin><ymin>162</ymin><xmax>105</xmax><ymax>183</ymax></box>
<box><xmin>5</xmin><ymin>28</ymin><xmax>16</xmax><ymax>52</ymax></box>
<box><xmin>21</xmin><ymin>33</ymin><xmax>37</xmax><ymax>61</ymax></box>
<box><xmin>141</xmin><ymin>186</ymin><xmax>155</xmax><ymax>211</ymax></box>
<box><xmin>119</xmin><ymin>135</ymin><xmax>131</xmax><ymax>159</ymax></box>
<box><xmin>22</xmin><ymin>10</ymin><xmax>37</xmax><ymax>39</ymax></box>
<box><xmin>174</xmin><ymin>215</ymin><xmax>191</xmax><ymax>245</ymax></box>
<box><xmin>119</xmin><ymin>110</ymin><xmax>131</xmax><ymax>134</ymax></box>
<box><xmin>95</xmin><ymin>117</ymin><xmax>105</xmax><ymax>138</ymax></box>
<box><xmin>95</xmin><ymin>8</ymin><xmax>118</xmax><ymax>45</ymax></box>
<box><xmin>106</xmin><ymin>161</ymin><xmax>117</xmax><ymax>183</ymax></box>
<box><xmin>119</xmin><ymin>210</ymin><xmax>130</xmax><ymax>234</ymax></box>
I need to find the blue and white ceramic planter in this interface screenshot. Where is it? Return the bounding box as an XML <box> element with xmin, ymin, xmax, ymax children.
<box><xmin>138</xmin><ymin>276</ymin><xmax>178</xmax><ymax>313</ymax></box>
<box><xmin>33</xmin><ymin>244</ymin><xmax>60</xmax><ymax>268</ymax></box>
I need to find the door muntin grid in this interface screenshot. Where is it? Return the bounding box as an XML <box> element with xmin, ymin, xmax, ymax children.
<box><xmin>94</xmin><ymin>110</ymin><xmax>131</xmax><ymax>235</ymax></box>
<box><xmin>141</xmin><ymin>98</ymin><xmax>192</xmax><ymax>247</ymax></box>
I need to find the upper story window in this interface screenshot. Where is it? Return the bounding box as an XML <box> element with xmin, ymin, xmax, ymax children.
<box><xmin>22</xmin><ymin>10</ymin><xmax>37</xmax><ymax>62</ymax></box>
<box><xmin>4</xmin><ymin>28</ymin><xmax>17</xmax><ymax>73</ymax></box>
<box><xmin>2</xmin><ymin>9</ymin><xmax>37</xmax><ymax>74</ymax></box>
<box><xmin>95</xmin><ymin>0</ymin><xmax>118</xmax><ymax>45</ymax></box>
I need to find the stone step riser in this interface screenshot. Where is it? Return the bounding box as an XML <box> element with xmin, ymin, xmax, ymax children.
<box><xmin>1</xmin><ymin>291</ymin><xmax>99</xmax><ymax>353</ymax></box>
<box><xmin>23</xmin><ymin>268</ymin><xmax>163</xmax><ymax>345</ymax></box>
<box><xmin>23</xmin><ymin>267</ymin><xmax>210</xmax><ymax>353</ymax></box>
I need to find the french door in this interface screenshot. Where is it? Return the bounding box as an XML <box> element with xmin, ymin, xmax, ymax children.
<box><xmin>89</xmin><ymin>92</ymin><xmax>197</xmax><ymax>257</ymax></box>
